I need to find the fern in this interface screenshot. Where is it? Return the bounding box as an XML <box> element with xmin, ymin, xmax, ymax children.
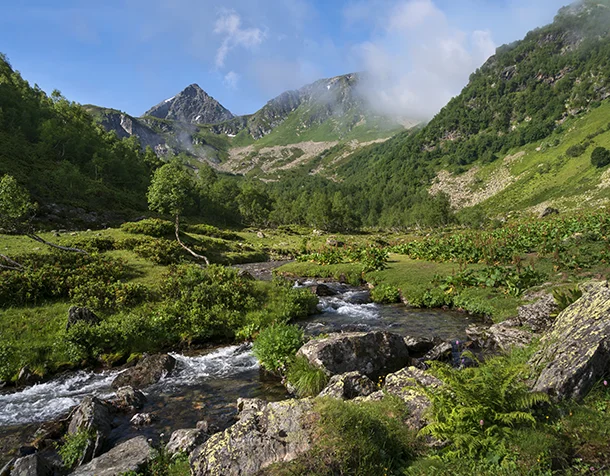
<box><xmin>419</xmin><ymin>351</ymin><xmax>550</xmax><ymax>459</ymax></box>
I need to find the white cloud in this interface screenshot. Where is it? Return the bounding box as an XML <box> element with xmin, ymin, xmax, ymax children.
<box><xmin>214</xmin><ymin>11</ymin><xmax>265</xmax><ymax>68</ymax></box>
<box><xmin>352</xmin><ymin>0</ymin><xmax>497</xmax><ymax>120</ymax></box>
<box><xmin>224</xmin><ymin>70</ymin><xmax>240</xmax><ymax>89</ymax></box>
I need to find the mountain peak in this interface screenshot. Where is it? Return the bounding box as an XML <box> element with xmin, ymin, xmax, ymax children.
<box><xmin>143</xmin><ymin>84</ymin><xmax>233</xmax><ymax>125</ymax></box>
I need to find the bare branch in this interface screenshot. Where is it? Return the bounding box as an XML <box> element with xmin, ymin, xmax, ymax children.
<box><xmin>26</xmin><ymin>234</ymin><xmax>89</xmax><ymax>255</ymax></box>
<box><xmin>0</xmin><ymin>254</ymin><xmax>24</xmax><ymax>271</ymax></box>
<box><xmin>174</xmin><ymin>215</ymin><xmax>209</xmax><ymax>265</ymax></box>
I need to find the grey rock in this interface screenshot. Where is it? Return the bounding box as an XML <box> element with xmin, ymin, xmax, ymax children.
<box><xmin>404</xmin><ymin>335</ymin><xmax>436</xmax><ymax>357</ymax></box>
<box><xmin>531</xmin><ymin>281</ymin><xmax>610</xmax><ymax>400</ymax></box>
<box><xmin>190</xmin><ymin>399</ymin><xmax>314</xmax><ymax>476</ymax></box>
<box><xmin>71</xmin><ymin>436</ymin><xmax>154</xmax><ymax>476</ymax></box>
<box><xmin>539</xmin><ymin>207</ymin><xmax>560</xmax><ymax>218</ymax></box>
<box><xmin>467</xmin><ymin>322</ymin><xmax>533</xmax><ymax>352</ymax></box>
<box><xmin>296</xmin><ymin>331</ymin><xmax>410</xmax><ymax>379</ymax></box>
<box><xmin>311</xmin><ymin>283</ymin><xmax>336</xmax><ymax>297</ymax></box>
<box><xmin>111</xmin><ymin>354</ymin><xmax>176</xmax><ymax>389</ymax></box>
<box><xmin>0</xmin><ymin>458</ymin><xmax>15</xmax><ymax>476</ymax></box>
<box><xmin>68</xmin><ymin>396</ymin><xmax>112</xmax><ymax>464</ymax></box>
<box><xmin>10</xmin><ymin>455</ymin><xmax>51</xmax><ymax>476</ymax></box>
<box><xmin>166</xmin><ymin>429</ymin><xmax>208</xmax><ymax>456</ymax></box>
<box><xmin>129</xmin><ymin>413</ymin><xmax>156</xmax><ymax>426</ymax></box>
<box><xmin>517</xmin><ymin>294</ymin><xmax>558</xmax><ymax>332</ymax></box>
<box><xmin>318</xmin><ymin>371</ymin><xmax>377</xmax><ymax>399</ymax></box>
<box><xmin>422</xmin><ymin>342</ymin><xmax>453</xmax><ymax>362</ymax></box>
<box><xmin>66</xmin><ymin>306</ymin><xmax>100</xmax><ymax>331</ymax></box>
<box><xmin>111</xmin><ymin>386</ymin><xmax>147</xmax><ymax>411</ymax></box>
<box><xmin>16</xmin><ymin>367</ymin><xmax>41</xmax><ymax>387</ymax></box>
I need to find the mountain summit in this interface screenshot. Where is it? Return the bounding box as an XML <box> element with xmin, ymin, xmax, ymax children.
<box><xmin>143</xmin><ymin>84</ymin><xmax>234</xmax><ymax>125</ymax></box>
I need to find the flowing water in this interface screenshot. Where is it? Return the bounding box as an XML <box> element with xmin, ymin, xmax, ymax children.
<box><xmin>0</xmin><ymin>282</ymin><xmax>481</xmax><ymax>463</ymax></box>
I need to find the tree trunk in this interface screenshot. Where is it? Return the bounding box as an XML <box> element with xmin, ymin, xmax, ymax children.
<box><xmin>174</xmin><ymin>215</ymin><xmax>210</xmax><ymax>265</ymax></box>
<box><xmin>27</xmin><ymin>233</ymin><xmax>89</xmax><ymax>255</ymax></box>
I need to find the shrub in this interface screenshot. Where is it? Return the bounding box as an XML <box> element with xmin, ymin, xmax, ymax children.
<box><xmin>121</xmin><ymin>218</ymin><xmax>174</xmax><ymax>237</ymax></box>
<box><xmin>371</xmin><ymin>284</ymin><xmax>401</xmax><ymax>304</ymax></box>
<box><xmin>69</xmin><ymin>281</ymin><xmax>150</xmax><ymax>312</ymax></box>
<box><xmin>57</xmin><ymin>429</ymin><xmax>95</xmax><ymax>468</ymax></box>
<box><xmin>252</xmin><ymin>323</ymin><xmax>304</xmax><ymax>374</ymax></box>
<box><xmin>186</xmin><ymin>223</ymin><xmax>241</xmax><ymax>241</ymax></box>
<box><xmin>566</xmin><ymin>144</ymin><xmax>587</xmax><ymax>158</ymax></box>
<box><xmin>591</xmin><ymin>146</ymin><xmax>610</xmax><ymax>168</ymax></box>
<box><xmin>133</xmin><ymin>238</ymin><xmax>184</xmax><ymax>265</ymax></box>
<box><xmin>286</xmin><ymin>356</ymin><xmax>328</xmax><ymax>397</ymax></box>
<box><xmin>59</xmin><ymin>235</ymin><xmax>116</xmax><ymax>252</ymax></box>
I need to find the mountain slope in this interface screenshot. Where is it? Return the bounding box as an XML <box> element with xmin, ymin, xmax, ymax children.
<box><xmin>334</xmin><ymin>0</ymin><xmax>610</xmax><ymax>225</ymax></box>
<box><xmin>144</xmin><ymin>84</ymin><xmax>234</xmax><ymax>125</ymax></box>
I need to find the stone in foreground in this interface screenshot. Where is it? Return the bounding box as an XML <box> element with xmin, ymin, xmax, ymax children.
<box><xmin>166</xmin><ymin>429</ymin><xmax>208</xmax><ymax>456</ymax></box>
<box><xmin>9</xmin><ymin>455</ymin><xmax>51</xmax><ymax>476</ymax></box>
<box><xmin>67</xmin><ymin>396</ymin><xmax>112</xmax><ymax>465</ymax></box>
<box><xmin>531</xmin><ymin>281</ymin><xmax>610</xmax><ymax>400</ymax></box>
<box><xmin>318</xmin><ymin>371</ymin><xmax>377</xmax><ymax>399</ymax></box>
<box><xmin>71</xmin><ymin>436</ymin><xmax>154</xmax><ymax>476</ymax></box>
<box><xmin>296</xmin><ymin>331</ymin><xmax>410</xmax><ymax>379</ymax></box>
<box><xmin>190</xmin><ymin>399</ymin><xmax>314</xmax><ymax>476</ymax></box>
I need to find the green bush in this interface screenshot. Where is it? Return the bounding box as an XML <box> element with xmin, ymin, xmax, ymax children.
<box><xmin>186</xmin><ymin>223</ymin><xmax>241</xmax><ymax>241</ymax></box>
<box><xmin>133</xmin><ymin>238</ymin><xmax>184</xmax><ymax>265</ymax></box>
<box><xmin>57</xmin><ymin>429</ymin><xmax>95</xmax><ymax>468</ymax></box>
<box><xmin>371</xmin><ymin>284</ymin><xmax>401</xmax><ymax>303</ymax></box>
<box><xmin>121</xmin><ymin>218</ymin><xmax>174</xmax><ymax>237</ymax></box>
<box><xmin>286</xmin><ymin>356</ymin><xmax>328</xmax><ymax>397</ymax></box>
<box><xmin>566</xmin><ymin>143</ymin><xmax>587</xmax><ymax>158</ymax></box>
<box><xmin>59</xmin><ymin>235</ymin><xmax>116</xmax><ymax>252</ymax></box>
<box><xmin>70</xmin><ymin>281</ymin><xmax>150</xmax><ymax>312</ymax></box>
<box><xmin>273</xmin><ymin>396</ymin><xmax>416</xmax><ymax>475</ymax></box>
<box><xmin>252</xmin><ymin>323</ymin><xmax>304</xmax><ymax>374</ymax></box>
<box><xmin>0</xmin><ymin>340</ymin><xmax>17</xmax><ymax>381</ymax></box>
<box><xmin>591</xmin><ymin>146</ymin><xmax>610</xmax><ymax>168</ymax></box>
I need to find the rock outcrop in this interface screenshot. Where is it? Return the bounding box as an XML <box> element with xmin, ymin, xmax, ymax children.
<box><xmin>359</xmin><ymin>366</ymin><xmax>442</xmax><ymax>430</ymax></box>
<box><xmin>467</xmin><ymin>322</ymin><xmax>533</xmax><ymax>352</ymax></box>
<box><xmin>111</xmin><ymin>354</ymin><xmax>176</xmax><ymax>389</ymax></box>
<box><xmin>66</xmin><ymin>306</ymin><xmax>100</xmax><ymax>331</ymax></box>
<box><xmin>190</xmin><ymin>399</ymin><xmax>315</xmax><ymax>476</ymax></box>
<box><xmin>318</xmin><ymin>371</ymin><xmax>377</xmax><ymax>399</ymax></box>
<box><xmin>9</xmin><ymin>455</ymin><xmax>51</xmax><ymax>476</ymax></box>
<box><xmin>71</xmin><ymin>436</ymin><xmax>154</xmax><ymax>476</ymax></box>
<box><xmin>67</xmin><ymin>396</ymin><xmax>112</xmax><ymax>465</ymax></box>
<box><xmin>296</xmin><ymin>331</ymin><xmax>410</xmax><ymax>379</ymax></box>
<box><xmin>531</xmin><ymin>281</ymin><xmax>610</xmax><ymax>400</ymax></box>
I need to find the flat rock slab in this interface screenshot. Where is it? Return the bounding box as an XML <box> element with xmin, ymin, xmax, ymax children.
<box><xmin>71</xmin><ymin>436</ymin><xmax>154</xmax><ymax>476</ymax></box>
<box><xmin>297</xmin><ymin>331</ymin><xmax>410</xmax><ymax>379</ymax></box>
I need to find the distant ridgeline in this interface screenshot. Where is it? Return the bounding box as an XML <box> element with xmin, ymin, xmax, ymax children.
<box><xmin>3</xmin><ymin>0</ymin><xmax>610</xmax><ymax>229</ymax></box>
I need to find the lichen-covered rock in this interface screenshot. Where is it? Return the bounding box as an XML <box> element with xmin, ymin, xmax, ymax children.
<box><xmin>517</xmin><ymin>294</ymin><xmax>557</xmax><ymax>332</ymax></box>
<box><xmin>467</xmin><ymin>322</ymin><xmax>533</xmax><ymax>352</ymax></box>
<box><xmin>360</xmin><ymin>367</ymin><xmax>442</xmax><ymax>431</ymax></box>
<box><xmin>531</xmin><ymin>281</ymin><xmax>610</xmax><ymax>400</ymax></box>
<box><xmin>111</xmin><ymin>354</ymin><xmax>176</xmax><ymax>389</ymax></box>
<box><xmin>422</xmin><ymin>342</ymin><xmax>453</xmax><ymax>362</ymax></box>
<box><xmin>190</xmin><ymin>399</ymin><xmax>315</xmax><ymax>476</ymax></box>
<box><xmin>71</xmin><ymin>436</ymin><xmax>154</xmax><ymax>476</ymax></box>
<box><xmin>318</xmin><ymin>371</ymin><xmax>377</xmax><ymax>399</ymax></box>
<box><xmin>68</xmin><ymin>396</ymin><xmax>112</xmax><ymax>465</ymax></box>
<box><xmin>10</xmin><ymin>455</ymin><xmax>51</xmax><ymax>476</ymax></box>
<box><xmin>166</xmin><ymin>429</ymin><xmax>208</xmax><ymax>456</ymax></box>
<box><xmin>296</xmin><ymin>331</ymin><xmax>410</xmax><ymax>379</ymax></box>
<box><xmin>403</xmin><ymin>335</ymin><xmax>436</xmax><ymax>357</ymax></box>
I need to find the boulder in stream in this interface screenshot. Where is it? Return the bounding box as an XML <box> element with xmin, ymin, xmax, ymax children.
<box><xmin>111</xmin><ymin>386</ymin><xmax>147</xmax><ymax>411</ymax></box>
<box><xmin>111</xmin><ymin>354</ymin><xmax>176</xmax><ymax>389</ymax></box>
<box><xmin>311</xmin><ymin>283</ymin><xmax>337</xmax><ymax>297</ymax></box>
<box><xmin>68</xmin><ymin>396</ymin><xmax>112</xmax><ymax>465</ymax></box>
<box><xmin>318</xmin><ymin>371</ymin><xmax>377</xmax><ymax>399</ymax></box>
<box><xmin>190</xmin><ymin>399</ymin><xmax>315</xmax><ymax>476</ymax></box>
<box><xmin>296</xmin><ymin>331</ymin><xmax>410</xmax><ymax>379</ymax></box>
<box><xmin>531</xmin><ymin>281</ymin><xmax>610</xmax><ymax>400</ymax></box>
<box><xmin>71</xmin><ymin>436</ymin><xmax>154</xmax><ymax>476</ymax></box>
<box><xmin>9</xmin><ymin>455</ymin><xmax>51</xmax><ymax>476</ymax></box>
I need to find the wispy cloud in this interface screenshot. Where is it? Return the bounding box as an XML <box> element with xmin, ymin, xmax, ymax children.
<box><xmin>214</xmin><ymin>11</ymin><xmax>265</xmax><ymax>69</ymax></box>
<box><xmin>351</xmin><ymin>0</ymin><xmax>496</xmax><ymax>120</ymax></box>
<box><xmin>224</xmin><ymin>70</ymin><xmax>240</xmax><ymax>89</ymax></box>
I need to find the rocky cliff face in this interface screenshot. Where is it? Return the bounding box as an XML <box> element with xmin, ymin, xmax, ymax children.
<box><xmin>144</xmin><ymin>84</ymin><xmax>234</xmax><ymax>125</ymax></box>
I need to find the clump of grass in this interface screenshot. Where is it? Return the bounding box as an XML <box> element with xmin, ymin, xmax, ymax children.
<box><xmin>286</xmin><ymin>356</ymin><xmax>328</xmax><ymax>397</ymax></box>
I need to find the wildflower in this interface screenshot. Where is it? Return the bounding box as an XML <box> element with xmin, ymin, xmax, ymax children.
<box><xmin>604</xmin><ymin>380</ymin><xmax>608</xmax><ymax>387</ymax></box>
<box><xmin>479</xmin><ymin>419</ymin><xmax>484</xmax><ymax>427</ymax></box>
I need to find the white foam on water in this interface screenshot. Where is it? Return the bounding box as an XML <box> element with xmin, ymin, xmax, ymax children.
<box><xmin>318</xmin><ymin>295</ymin><xmax>380</xmax><ymax>320</ymax></box>
<box><xmin>0</xmin><ymin>370</ymin><xmax>119</xmax><ymax>426</ymax></box>
<box><xmin>0</xmin><ymin>347</ymin><xmax>259</xmax><ymax>427</ymax></box>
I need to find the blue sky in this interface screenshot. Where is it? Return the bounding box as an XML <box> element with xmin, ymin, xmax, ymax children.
<box><xmin>1</xmin><ymin>0</ymin><xmax>570</xmax><ymax>118</ymax></box>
